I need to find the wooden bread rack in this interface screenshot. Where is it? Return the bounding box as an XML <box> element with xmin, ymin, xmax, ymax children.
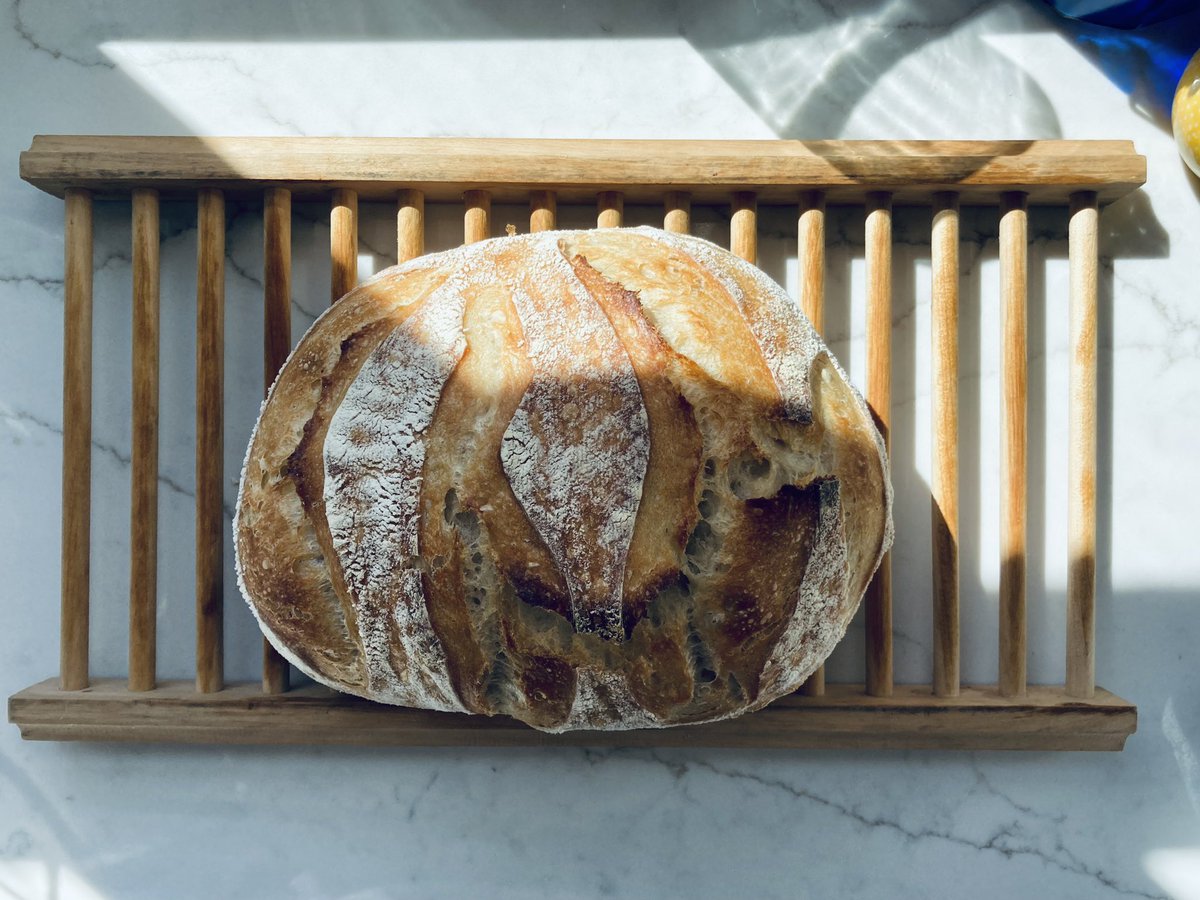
<box><xmin>8</xmin><ymin>136</ymin><xmax>1144</xmax><ymax>750</ymax></box>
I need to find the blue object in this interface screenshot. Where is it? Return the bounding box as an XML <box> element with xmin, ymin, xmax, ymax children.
<box><xmin>1047</xmin><ymin>0</ymin><xmax>1197</xmax><ymax>29</ymax></box>
<box><xmin>1041</xmin><ymin>1</ymin><xmax>1200</xmax><ymax>122</ymax></box>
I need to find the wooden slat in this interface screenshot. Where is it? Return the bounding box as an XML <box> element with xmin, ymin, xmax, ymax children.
<box><xmin>397</xmin><ymin>189</ymin><xmax>424</xmax><ymax>263</ymax></box>
<box><xmin>797</xmin><ymin>189</ymin><xmax>826</xmax><ymax>698</ymax></box>
<box><xmin>263</xmin><ymin>189</ymin><xmax>292</xmax><ymax>387</ymax></box>
<box><xmin>530</xmin><ymin>189</ymin><xmax>556</xmax><ymax>232</ymax></box>
<box><xmin>196</xmin><ymin>189</ymin><xmax>225</xmax><ymax>695</ymax></box>
<box><xmin>663</xmin><ymin>191</ymin><xmax>690</xmax><ymax>233</ymax></box>
<box><xmin>931</xmin><ymin>192</ymin><xmax>960</xmax><ymax>697</ymax></box>
<box><xmin>61</xmin><ymin>188</ymin><xmax>92</xmax><ymax>692</ymax></box>
<box><xmin>464</xmin><ymin>190</ymin><xmax>491</xmax><ymax>244</ymax></box>
<box><xmin>262</xmin><ymin>187</ymin><xmax>291</xmax><ymax>695</ymax></box>
<box><xmin>999</xmin><ymin>192</ymin><xmax>1028</xmax><ymax>698</ymax></box>
<box><xmin>597</xmin><ymin>191</ymin><xmax>623</xmax><ymax>228</ymax></box>
<box><xmin>1067</xmin><ymin>192</ymin><xmax>1099</xmax><ymax>698</ymax></box>
<box><xmin>864</xmin><ymin>192</ymin><xmax>893</xmax><ymax>698</ymax></box>
<box><xmin>730</xmin><ymin>191</ymin><xmax>757</xmax><ymax>264</ymax></box>
<box><xmin>330</xmin><ymin>188</ymin><xmax>357</xmax><ymax>304</ymax></box>
<box><xmin>797</xmin><ymin>191</ymin><xmax>825</xmax><ymax>331</ymax></box>
<box><xmin>8</xmin><ymin>678</ymin><xmax>1137</xmax><ymax>751</ymax></box>
<box><xmin>20</xmin><ymin>137</ymin><xmax>1147</xmax><ymax>205</ymax></box>
<box><xmin>129</xmin><ymin>189</ymin><xmax>159</xmax><ymax>692</ymax></box>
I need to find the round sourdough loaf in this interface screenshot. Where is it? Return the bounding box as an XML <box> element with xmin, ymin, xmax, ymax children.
<box><xmin>235</xmin><ymin>226</ymin><xmax>892</xmax><ymax>732</ymax></box>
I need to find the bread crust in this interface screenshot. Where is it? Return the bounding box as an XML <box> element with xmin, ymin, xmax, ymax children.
<box><xmin>235</xmin><ymin>227</ymin><xmax>892</xmax><ymax>732</ymax></box>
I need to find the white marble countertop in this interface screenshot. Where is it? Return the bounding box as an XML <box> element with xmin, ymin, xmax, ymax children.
<box><xmin>2</xmin><ymin>2</ymin><xmax>1198</xmax><ymax>898</ymax></box>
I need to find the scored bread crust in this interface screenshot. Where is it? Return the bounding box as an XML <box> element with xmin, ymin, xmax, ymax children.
<box><xmin>235</xmin><ymin>226</ymin><xmax>892</xmax><ymax>732</ymax></box>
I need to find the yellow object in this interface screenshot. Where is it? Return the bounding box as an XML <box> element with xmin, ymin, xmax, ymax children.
<box><xmin>1174</xmin><ymin>49</ymin><xmax>1200</xmax><ymax>177</ymax></box>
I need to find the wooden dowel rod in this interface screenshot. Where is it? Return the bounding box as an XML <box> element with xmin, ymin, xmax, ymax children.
<box><xmin>464</xmin><ymin>190</ymin><xmax>491</xmax><ymax>244</ymax></box>
<box><xmin>61</xmin><ymin>188</ymin><xmax>92</xmax><ymax>692</ymax></box>
<box><xmin>530</xmin><ymin>190</ymin><xmax>557</xmax><ymax>232</ymax></box>
<box><xmin>799</xmin><ymin>666</ymin><xmax>826</xmax><ymax>698</ymax></box>
<box><xmin>864</xmin><ymin>191</ymin><xmax>893</xmax><ymax>698</ymax></box>
<box><xmin>730</xmin><ymin>191</ymin><xmax>758</xmax><ymax>264</ymax></box>
<box><xmin>262</xmin><ymin>187</ymin><xmax>292</xmax><ymax>695</ymax></box>
<box><xmin>397</xmin><ymin>189</ymin><xmax>425</xmax><ymax>263</ymax></box>
<box><xmin>931</xmin><ymin>192</ymin><xmax>960</xmax><ymax>698</ymax></box>
<box><xmin>797</xmin><ymin>190</ymin><xmax>827</xmax><ymax>698</ymax></box>
<box><xmin>597</xmin><ymin>191</ymin><xmax>623</xmax><ymax>228</ymax></box>
<box><xmin>798</xmin><ymin>191</ymin><xmax>825</xmax><ymax>332</ymax></box>
<box><xmin>196</xmin><ymin>188</ymin><xmax>225</xmax><ymax>695</ymax></box>
<box><xmin>664</xmin><ymin>191</ymin><xmax>691</xmax><ymax>233</ymax></box>
<box><xmin>999</xmin><ymin>191</ymin><xmax>1028</xmax><ymax>698</ymax></box>
<box><xmin>129</xmin><ymin>188</ymin><xmax>159</xmax><ymax>692</ymax></box>
<box><xmin>330</xmin><ymin>188</ymin><xmax>358</xmax><ymax>305</ymax></box>
<box><xmin>263</xmin><ymin>189</ymin><xmax>292</xmax><ymax>390</ymax></box>
<box><xmin>1067</xmin><ymin>191</ymin><xmax>1098</xmax><ymax>699</ymax></box>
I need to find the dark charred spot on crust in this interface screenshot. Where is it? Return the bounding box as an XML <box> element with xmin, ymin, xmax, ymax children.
<box><xmin>284</xmin><ymin>431</ymin><xmax>317</xmax><ymax>505</ymax></box>
<box><xmin>519</xmin><ymin>655</ymin><xmax>574</xmax><ymax>706</ymax></box>
<box><xmin>698</xmin><ymin>481</ymin><xmax>823</xmax><ymax>701</ymax></box>
<box><xmin>507</xmin><ymin>569</ymin><xmax>573</xmax><ymax>623</ymax></box>
<box><xmin>574</xmin><ymin>606</ymin><xmax>622</xmax><ymax>642</ymax></box>
<box><xmin>497</xmin><ymin>617</ymin><xmax>576</xmax><ymax>727</ymax></box>
<box><xmin>744</xmin><ymin>482</ymin><xmax>812</xmax><ymax>530</ymax></box>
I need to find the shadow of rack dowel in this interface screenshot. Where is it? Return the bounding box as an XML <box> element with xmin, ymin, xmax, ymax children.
<box><xmin>9</xmin><ymin>136</ymin><xmax>1143</xmax><ymax>751</ymax></box>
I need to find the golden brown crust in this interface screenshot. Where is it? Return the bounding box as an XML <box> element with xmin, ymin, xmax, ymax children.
<box><xmin>569</xmin><ymin>253</ymin><xmax>704</xmax><ymax>637</ymax></box>
<box><xmin>235</xmin><ymin>227</ymin><xmax>893</xmax><ymax>732</ymax></box>
<box><xmin>236</xmin><ymin>262</ymin><xmax>454</xmax><ymax>690</ymax></box>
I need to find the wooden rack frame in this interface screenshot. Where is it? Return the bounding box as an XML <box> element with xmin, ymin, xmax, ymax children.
<box><xmin>9</xmin><ymin>136</ymin><xmax>1143</xmax><ymax>750</ymax></box>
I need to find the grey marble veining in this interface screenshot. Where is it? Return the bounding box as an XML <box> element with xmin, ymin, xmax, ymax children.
<box><xmin>1</xmin><ymin>1</ymin><xmax>1198</xmax><ymax>898</ymax></box>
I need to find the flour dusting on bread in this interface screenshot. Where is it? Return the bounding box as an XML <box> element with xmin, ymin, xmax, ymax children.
<box><xmin>497</xmin><ymin>237</ymin><xmax>649</xmax><ymax>643</ymax></box>
<box><xmin>237</xmin><ymin>226</ymin><xmax>893</xmax><ymax>732</ymax></box>
<box><xmin>323</xmin><ymin>278</ymin><xmax>469</xmax><ymax>711</ymax></box>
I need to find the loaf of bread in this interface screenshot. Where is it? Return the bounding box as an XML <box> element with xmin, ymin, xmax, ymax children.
<box><xmin>235</xmin><ymin>226</ymin><xmax>892</xmax><ymax>732</ymax></box>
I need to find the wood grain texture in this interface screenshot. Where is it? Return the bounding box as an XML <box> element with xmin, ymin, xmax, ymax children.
<box><xmin>19</xmin><ymin>137</ymin><xmax>1147</xmax><ymax>204</ymax></box>
<box><xmin>61</xmin><ymin>188</ymin><xmax>92</xmax><ymax>692</ymax></box>
<box><xmin>262</xmin><ymin>187</ymin><xmax>291</xmax><ymax>695</ymax></box>
<box><xmin>263</xmin><ymin>188</ymin><xmax>292</xmax><ymax>389</ymax></box>
<box><xmin>931</xmin><ymin>192</ymin><xmax>960</xmax><ymax>697</ymax></box>
<box><xmin>1000</xmin><ymin>192</ymin><xmax>1028</xmax><ymax>698</ymax></box>
<box><xmin>864</xmin><ymin>191</ymin><xmax>893</xmax><ymax>698</ymax></box>
<box><xmin>129</xmin><ymin>188</ymin><xmax>158</xmax><ymax>692</ymax></box>
<box><xmin>663</xmin><ymin>191</ymin><xmax>690</xmax><ymax>233</ymax></box>
<box><xmin>529</xmin><ymin>189</ymin><xmax>556</xmax><ymax>232</ymax></box>
<box><xmin>797</xmin><ymin>191</ymin><xmax>825</xmax><ymax>332</ymax></box>
<box><xmin>7</xmin><ymin>678</ymin><xmax>1136</xmax><ymax>750</ymax></box>
<box><xmin>396</xmin><ymin>189</ymin><xmax>424</xmax><ymax>263</ymax></box>
<box><xmin>1068</xmin><ymin>192</ymin><xmax>1098</xmax><ymax>699</ymax></box>
<box><xmin>730</xmin><ymin>191</ymin><xmax>758</xmax><ymax>264</ymax></box>
<box><xmin>464</xmin><ymin>189</ymin><xmax>491</xmax><ymax>243</ymax></box>
<box><xmin>330</xmin><ymin>188</ymin><xmax>357</xmax><ymax>305</ymax></box>
<box><xmin>196</xmin><ymin>189</ymin><xmax>225</xmax><ymax>695</ymax></box>
<box><xmin>797</xmin><ymin>189</ymin><xmax>826</xmax><ymax>698</ymax></box>
<box><xmin>597</xmin><ymin>190</ymin><xmax>623</xmax><ymax>228</ymax></box>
